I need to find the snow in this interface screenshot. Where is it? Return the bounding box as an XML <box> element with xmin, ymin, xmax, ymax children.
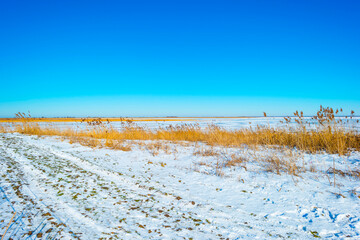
<box><xmin>1</xmin><ymin>126</ymin><xmax>360</xmax><ymax>239</ymax></box>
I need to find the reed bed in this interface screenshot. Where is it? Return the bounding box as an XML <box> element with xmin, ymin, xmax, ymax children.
<box><xmin>3</xmin><ymin>107</ymin><xmax>358</xmax><ymax>156</ymax></box>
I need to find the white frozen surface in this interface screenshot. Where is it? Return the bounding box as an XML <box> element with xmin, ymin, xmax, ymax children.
<box><xmin>0</xmin><ymin>132</ymin><xmax>359</xmax><ymax>239</ymax></box>
<box><xmin>1</xmin><ymin>117</ymin><xmax>359</xmax><ymax>132</ymax></box>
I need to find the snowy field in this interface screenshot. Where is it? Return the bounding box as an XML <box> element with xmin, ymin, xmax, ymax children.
<box><xmin>1</xmin><ymin>118</ymin><xmax>360</xmax><ymax>239</ymax></box>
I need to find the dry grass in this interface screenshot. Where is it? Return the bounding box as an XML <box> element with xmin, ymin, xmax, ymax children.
<box><xmin>224</xmin><ymin>154</ymin><xmax>247</xmax><ymax>167</ymax></box>
<box><xmin>1</xmin><ymin>107</ymin><xmax>359</xmax><ymax>177</ymax></box>
<box><xmin>3</xmin><ymin>107</ymin><xmax>359</xmax><ymax>156</ymax></box>
<box><xmin>261</xmin><ymin>155</ymin><xmax>299</xmax><ymax>176</ymax></box>
<box><xmin>193</xmin><ymin>147</ymin><xmax>220</xmax><ymax>157</ymax></box>
<box><xmin>326</xmin><ymin>167</ymin><xmax>360</xmax><ymax>179</ymax></box>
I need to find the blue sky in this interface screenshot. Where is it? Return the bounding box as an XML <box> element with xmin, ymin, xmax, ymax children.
<box><xmin>0</xmin><ymin>0</ymin><xmax>359</xmax><ymax>117</ymax></box>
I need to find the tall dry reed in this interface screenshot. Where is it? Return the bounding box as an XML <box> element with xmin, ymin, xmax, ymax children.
<box><xmin>3</xmin><ymin>106</ymin><xmax>359</xmax><ymax>156</ymax></box>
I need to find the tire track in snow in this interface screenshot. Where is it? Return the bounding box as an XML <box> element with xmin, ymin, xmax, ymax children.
<box><xmin>2</xmin><ymin>133</ymin><xmax>325</xmax><ymax>239</ymax></box>
<box><xmin>17</xmin><ymin>134</ymin><xmax>305</xmax><ymax>239</ymax></box>
<box><xmin>19</xmin><ymin>135</ymin><xmax>257</xmax><ymax>239</ymax></box>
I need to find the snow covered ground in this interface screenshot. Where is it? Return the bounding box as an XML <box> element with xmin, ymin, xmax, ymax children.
<box><xmin>1</xmin><ymin>130</ymin><xmax>360</xmax><ymax>239</ymax></box>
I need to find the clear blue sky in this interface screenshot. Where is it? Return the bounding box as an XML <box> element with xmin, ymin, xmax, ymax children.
<box><xmin>1</xmin><ymin>0</ymin><xmax>359</xmax><ymax>117</ymax></box>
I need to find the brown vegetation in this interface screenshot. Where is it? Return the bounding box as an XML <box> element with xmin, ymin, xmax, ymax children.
<box><xmin>1</xmin><ymin>106</ymin><xmax>359</xmax><ymax>156</ymax></box>
<box><xmin>1</xmin><ymin>107</ymin><xmax>359</xmax><ymax>179</ymax></box>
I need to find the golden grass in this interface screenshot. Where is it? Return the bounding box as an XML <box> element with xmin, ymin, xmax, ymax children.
<box><xmin>2</xmin><ymin>107</ymin><xmax>359</xmax><ymax>156</ymax></box>
<box><xmin>1</xmin><ymin>107</ymin><xmax>359</xmax><ymax>179</ymax></box>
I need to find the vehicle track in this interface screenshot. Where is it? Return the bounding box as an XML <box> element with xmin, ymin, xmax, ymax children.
<box><xmin>3</xmin><ymin>133</ymin><xmax>356</xmax><ymax>239</ymax></box>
